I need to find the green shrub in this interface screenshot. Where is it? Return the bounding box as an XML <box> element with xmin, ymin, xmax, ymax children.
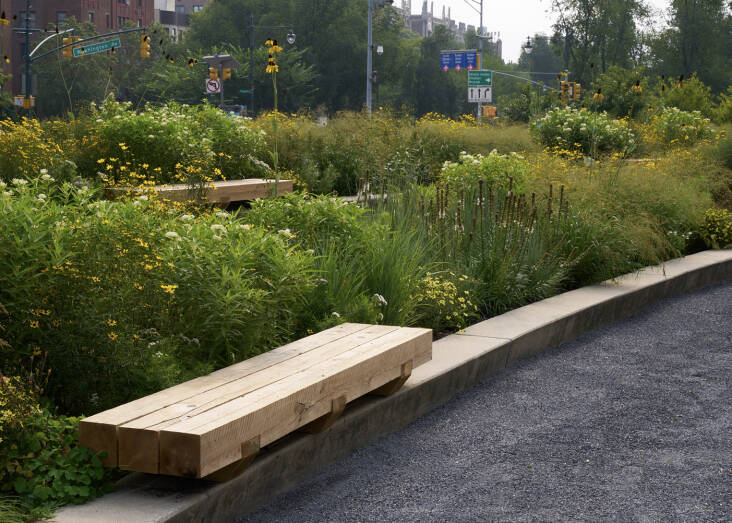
<box><xmin>530</xmin><ymin>106</ymin><xmax>636</xmax><ymax>156</ymax></box>
<box><xmin>498</xmin><ymin>84</ymin><xmax>558</xmax><ymax>123</ymax></box>
<box><xmin>714</xmin><ymin>134</ymin><xmax>732</xmax><ymax>171</ymax></box>
<box><xmin>74</xmin><ymin>98</ymin><xmax>270</xmax><ymax>185</ymax></box>
<box><xmin>0</xmin><ymin>368</ymin><xmax>117</xmax><ymax>519</ymax></box>
<box><xmin>440</xmin><ymin>150</ymin><xmax>529</xmax><ymax>192</ymax></box>
<box><xmin>410</xmin><ymin>272</ymin><xmax>478</xmax><ymax>332</ymax></box>
<box><xmin>652</xmin><ymin>74</ymin><xmax>714</xmax><ymax>117</ymax></box>
<box><xmin>590</xmin><ymin>66</ymin><xmax>649</xmax><ymax>118</ymax></box>
<box><xmin>246</xmin><ymin>192</ymin><xmax>368</xmax><ymax>248</ymax></box>
<box><xmin>0</xmin><ymin>178</ymin><xmax>314</xmax><ymax>414</ymax></box>
<box><xmin>714</xmin><ymin>87</ymin><xmax>732</xmax><ymax>124</ymax></box>
<box><xmin>0</xmin><ymin>119</ymin><xmax>69</xmax><ymax>184</ymax></box>
<box><xmin>647</xmin><ymin>107</ymin><xmax>714</xmax><ymax>147</ymax></box>
<box><xmin>699</xmin><ymin>208</ymin><xmax>732</xmax><ymax>248</ymax></box>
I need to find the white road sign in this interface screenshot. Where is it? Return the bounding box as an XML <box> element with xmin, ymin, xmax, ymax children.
<box><xmin>468</xmin><ymin>86</ymin><xmax>492</xmax><ymax>103</ymax></box>
<box><xmin>205</xmin><ymin>78</ymin><xmax>221</xmax><ymax>94</ymax></box>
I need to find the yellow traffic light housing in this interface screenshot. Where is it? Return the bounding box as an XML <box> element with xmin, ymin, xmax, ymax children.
<box><xmin>62</xmin><ymin>37</ymin><xmax>73</xmax><ymax>58</ymax></box>
<box><xmin>573</xmin><ymin>83</ymin><xmax>581</xmax><ymax>100</ymax></box>
<box><xmin>209</xmin><ymin>67</ymin><xmax>218</xmax><ymax>80</ymax></box>
<box><xmin>222</xmin><ymin>68</ymin><xmax>231</xmax><ymax>80</ymax></box>
<box><xmin>140</xmin><ymin>35</ymin><xmax>151</xmax><ymax>58</ymax></box>
<box><xmin>560</xmin><ymin>81</ymin><xmax>570</xmax><ymax>102</ymax></box>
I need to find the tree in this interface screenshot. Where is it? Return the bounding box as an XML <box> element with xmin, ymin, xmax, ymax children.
<box><xmin>551</xmin><ymin>0</ymin><xmax>649</xmax><ymax>86</ymax></box>
<box><xmin>647</xmin><ymin>0</ymin><xmax>731</xmax><ymax>93</ymax></box>
<box><xmin>518</xmin><ymin>34</ymin><xmax>562</xmax><ymax>84</ymax></box>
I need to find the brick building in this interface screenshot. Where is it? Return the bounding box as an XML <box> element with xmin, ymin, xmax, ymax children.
<box><xmin>1</xmin><ymin>0</ymin><xmax>11</xmax><ymax>92</ymax></box>
<box><xmin>5</xmin><ymin>0</ymin><xmax>154</xmax><ymax>94</ymax></box>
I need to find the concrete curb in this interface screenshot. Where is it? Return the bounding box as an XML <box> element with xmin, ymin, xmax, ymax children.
<box><xmin>54</xmin><ymin>249</ymin><xmax>732</xmax><ymax>522</ymax></box>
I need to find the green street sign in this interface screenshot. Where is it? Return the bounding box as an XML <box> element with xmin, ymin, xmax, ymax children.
<box><xmin>73</xmin><ymin>38</ymin><xmax>122</xmax><ymax>57</ymax></box>
<box><xmin>468</xmin><ymin>70</ymin><xmax>492</xmax><ymax>87</ymax></box>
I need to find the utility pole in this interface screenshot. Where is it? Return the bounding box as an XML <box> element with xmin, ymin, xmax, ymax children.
<box><xmin>23</xmin><ymin>0</ymin><xmax>31</xmax><ymax>115</ymax></box>
<box><xmin>249</xmin><ymin>14</ymin><xmax>254</xmax><ymax>116</ymax></box>
<box><xmin>366</xmin><ymin>0</ymin><xmax>373</xmax><ymax>113</ymax></box>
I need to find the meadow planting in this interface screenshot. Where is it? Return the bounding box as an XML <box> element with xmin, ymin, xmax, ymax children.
<box><xmin>0</xmin><ymin>98</ymin><xmax>730</xmax><ymax>518</ymax></box>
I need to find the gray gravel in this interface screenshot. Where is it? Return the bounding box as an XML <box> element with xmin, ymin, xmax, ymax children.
<box><xmin>241</xmin><ymin>281</ymin><xmax>732</xmax><ymax>522</ymax></box>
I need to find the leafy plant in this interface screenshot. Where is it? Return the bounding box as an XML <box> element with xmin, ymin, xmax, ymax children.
<box><xmin>699</xmin><ymin>208</ymin><xmax>732</xmax><ymax>248</ymax></box>
<box><xmin>646</xmin><ymin>107</ymin><xmax>714</xmax><ymax>147</ymax></box>
<box><xmin>439</xmin><ymin>150</ymin><xmax>529</xmax><ymax>192</ymax></box>
<box><xmin>530</xmin><ymin>106</ymin><xmax>636</xmax><ymax>156</ymax></box>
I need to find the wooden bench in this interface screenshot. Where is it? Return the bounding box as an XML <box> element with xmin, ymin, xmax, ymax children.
<box><xmin>79</xmin><ymin>323</ymin><xmax>432</xmax><ymax>480</ymax></box>
<box><xmin>104</xmin><ymin>178</ymin><xmax>294</xmax><ymax>204</ymax></box>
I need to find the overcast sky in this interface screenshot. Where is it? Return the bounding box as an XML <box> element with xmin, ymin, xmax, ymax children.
<box><xmin>406</xmin><ymin>0</ymin><xmax>672</xmax><ymax>63</ymax></box>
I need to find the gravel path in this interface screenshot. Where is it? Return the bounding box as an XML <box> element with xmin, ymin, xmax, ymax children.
<box><xmin>241</xmin><ymin>281</ymin><xmax>732</xmax><ymax>522</ymax></box>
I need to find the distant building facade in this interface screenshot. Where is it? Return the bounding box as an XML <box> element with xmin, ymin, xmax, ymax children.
<box><xmin>154</xmin><ymin>0</ymin><xmax>188</xmax><ymax>42</ymax></box>
<box><xmin>5</xmin><ymin>0</ymin><xmax>154</xmax><ymax>94</ymax></box>
<box><xmin>1</xmin><ymin>0</ymin><xmax>11</xmax><ymax>92</ymax></box>
<box><xmin>394</xmin><ymin>1</ymin><xmax>502</xmax><ymax>60</ymax></box>
<box><xmin>172</xmin><ymin>0</ymin><xmax>208</xmax><ymax>15</ymax></box>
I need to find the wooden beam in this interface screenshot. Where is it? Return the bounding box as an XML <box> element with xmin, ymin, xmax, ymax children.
<box><xmin>80</xmin><ymin>323</ymin><xmax>370</xmax><ymax>466</ymax></box>
<box><xmin>159</xmin><ymin>327</ymin><xmax>431</xmax><ymax>478</ymax></box>
<box><xmin>116</xmin><ymin>325</ymin><xmax>400</xmax><ymax>473</ymax></box>
<box><xmin>104</xmin><ymin>179</ymin><xmax>294</xmax><ymax>203</ymax></box>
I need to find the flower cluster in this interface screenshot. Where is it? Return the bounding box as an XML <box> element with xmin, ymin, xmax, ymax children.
<box><xmin>440</xmin><ymin>150</ymin><xmax>528</xmax><ymax>192</ymax></box>
<box><xmin>645</xmin><ymin>107</ymin><xmax>713</xmax><ymax>147</ymax></box>
<box><xmin>265</xmin><ymin>38</ymin><xmax>282</xmax><ymax>74</ymax></box>
<box><xmin>530</xmin><ymin>106</ymin><xmax>635</xmax><ymax>156</ymax></box>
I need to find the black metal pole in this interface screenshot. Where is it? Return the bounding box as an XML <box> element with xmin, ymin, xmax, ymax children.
<box><xmin>24</xmin><ymin>0</ymin><xmax>31</xmax><ymax>115</ymax></box>
<box><xmin>249</xmin><ymin>14</ymin><xmax>254</xmax><ymax>117</ymax></box>
<box><xmin>219</xmin><ymin>63</ymin><xmax>224</xmax><ymax>108</ymax></box>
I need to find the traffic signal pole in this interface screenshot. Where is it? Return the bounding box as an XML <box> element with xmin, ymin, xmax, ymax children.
<box><xmin>23</xmin><ymin>0</ymin><xmax>30</xmax><ymax>114</ymax></box>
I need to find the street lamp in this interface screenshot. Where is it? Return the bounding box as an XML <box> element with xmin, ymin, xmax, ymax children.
<box><xmin>523</xmin><ymin>36</ymin><xmax>533</xmax><ymax>55</ymax></box>
<box><xmin>367</xmin><ymin>0</ymin><xmax>392</xmax><ymax>113</ymax></box>
<box><xmin>286</xmin><ymin>30</ymin><xmax>296</xmax><ymax>45</ymax></box>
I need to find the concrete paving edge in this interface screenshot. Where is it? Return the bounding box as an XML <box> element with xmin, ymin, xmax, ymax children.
<box><xmin>54</xmin><ymin>249</ymin><xmax>732</xmax><ymax>523</ymax></box>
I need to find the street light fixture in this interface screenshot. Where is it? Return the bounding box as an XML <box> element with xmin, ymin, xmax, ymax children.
<box><xmin>286</xmin><ymin>30</ymin><xmax>296</xmax><ymax>45</ymax></box>
<box><xmin>523</xmin><ymin>36</ymin><xmax>533</xmax><ymax>55</ymax></box>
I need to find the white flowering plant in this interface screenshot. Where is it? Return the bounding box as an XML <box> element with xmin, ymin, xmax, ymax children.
<box><xmin>440</xmin><ymin>150</ymin><xmax>529</xmax><ymax>192</ymax></box>
<box><xmin>530</xmin><ymin>106</ymin><xmax>636</xmax><ymax>155</ymax></box>
<box><xmin>646</xmin><ymin>107</ymin><xmax>714</xmax><ymax>147</ymax></box>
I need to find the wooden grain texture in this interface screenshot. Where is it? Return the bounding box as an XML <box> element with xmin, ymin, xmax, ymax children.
<box><xmin>104</xmin><ymin>179</ymin><xmax>294</xmax><ymax>203</ymax></box>
<box><xmin>116</xmin><ymin>325</ymin><xmax>399</xmax><ymax>473</ymax></box>
<box><xmin>79</xmin><ymin>323</ymin><xmax>369</xmax><ymax>466</ymax></box>
<box><xmin>159</xmin><ymin>327</ymin><xmax>432</xmax><ymax>477</ymax></box>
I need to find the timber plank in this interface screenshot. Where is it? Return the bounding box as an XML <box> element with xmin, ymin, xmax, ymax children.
<box><xmin>116</xmin><ymin>325</ymin><xmax>401</xmax><ymax>473</ymax></box>
<box><xmin>79</xmin><ymin>323</ymin><xmax>370</xmax><ymax>466</ymax></box>
<box><xmin>104</xmin><ymin>179</ymin><xmax>293</xmax><ymax>203</ymax></box>
<box><xmin>159</xmin><ymin>327</ymin><xmax>431</xmax><ymax>477</ymax></box>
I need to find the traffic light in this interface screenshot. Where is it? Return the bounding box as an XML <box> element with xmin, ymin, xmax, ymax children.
<box><xmin>573</xmin><ymin>83</ymin><xmax>581</xmax><ymax>100</ymax></box>
<box><xmin>222</xmin><ymin>68</ymin><xmax>231</xmax><ymax>81</ymax></box>
<box><xmin>62</xmin><ymin>37</ymin><xmax>73</xmax><ymax>58</ymax></box>
<box><xmin>208</xmin><ymin>67</ymin><xmax>218</xmax><ymax>80</ymax></box>
<box><xmin>140</xmin><ymin>35</ymin><xmax>151</xmax><ymax>58</ymax></box>
<box><xmin>560</xmin><ymin>81</ymin><xmax>570</xmax><ymax>99</ymax></box>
